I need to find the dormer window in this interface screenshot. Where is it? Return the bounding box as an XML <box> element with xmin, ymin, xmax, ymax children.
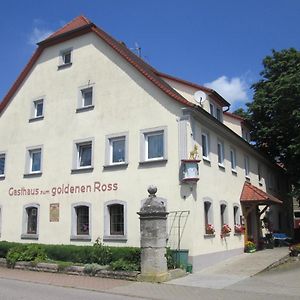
<box><xmin>209</xmin><ymin>102</ymin><xmax>222</xmax><ymax>122</ymax></box>
<box><xmin>242</xmin><ymin>127</ymin><xmax>250</xmax><ymax>142</ymax></box>
<box><xmin>34</xmin><ymin>99</ymin><xmax>44</xmax><ymax>118</ymax></box>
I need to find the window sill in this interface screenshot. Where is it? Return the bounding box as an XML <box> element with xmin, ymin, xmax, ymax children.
<box><xmin>245</xmin><ymin>176</ymin><xmax>251</xmax><ymax>181</ymax></box>
<box><xmin>76</xmin><ymin>105</ymin><xmax>95</xmax><ymax>113</ymax></box>
<box><xmin>218</xmin><ymin>163</ymin><xmax>225</xmax><ymax>170</ymax></box>
<box><xmin>57</xmin><ymin>62</ymin><xmax>72</xmax><ymax>70</ymax></box>
<box><xmin>139</xmin><ymin>159</ymin><xmax>167</xmax><ymax>165</ymax></box>
<box><xmin>23</xmin><ymin>172</ymin><xmax>42</xmax><ymax>178</ymax></box>
<box><xmin>0</xmin><ymin>175</ymin><xmax>5</xmax><ymax>181</ymax></box>
<box><xmin>21</xmin><ymin>234</ymin><xmax>39</xmax><ymax>240</ymax></box>
<box><xmin>203</xmin><ymin>157</ymin><xmax>211</xmax><ymax>165</ymax></box>
<box><xmin>234</xmin><ymin>233</ymin><xmax>243</xmax><ymax>236</ymax></box>
<box><xmin>71</xmin><ymin>167</ymin><xmax>94</xmax><ymax>174</ymax></box>
<box><xmin>103</xmin><ymin>163</ymin><xmax>128</xmax><ymax>169</ymax></box>
<box><xmin>70</xmin><ymin>235</ymin><xmax>91</xmax><ymax>241</ymax></box>
<box><xmin>259</xmin><ymin>181</ymin><xmax>263</xmax><ymax>187</ymax></box>
<box><xmin>29</xmin><ymin>116</ymin><xmax>44</xmax><ymax>123</ymax></box>
<box><xmin>231</xmin><ymin>169</ymin><xmax>237</xmax><ymax>176</ymax></box>
<box><xmin>204</xmin><ymin>234</ymin><xmax>215</xmax><ymax>238</ymax></box>
<box><xmin>221</xmin><ymin>233</ymin><xmax>230</xmax><ymax>238</ymax></box>
<box><xmin>103</xmin><ymin>235</ymin><xmax>127</xmax><ymax>242</ymax></box>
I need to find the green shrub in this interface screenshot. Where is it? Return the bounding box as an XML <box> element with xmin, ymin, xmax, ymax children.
<box><xmin>165</xmin><ymin>248</ymin><xmax>176</xmax><ymax>269</ymax></box>
<box><xmin>110</xmin><ymin>258</ymin><xmax>139</xmax><ymax>271</ymax></box>
<box><xmin>0</xmin><ymin>241</ymin><xmax>140</xmax><ymax>268</ymax></box>
<box><xmin>83</xmin><ymin>263</ymin><xmax>104</xmax><ymax>275</ymax></box>
<box><xmin>6</xmin><ymin>244</ymin><xmax>47</xmax><ymax>266</ymax></box>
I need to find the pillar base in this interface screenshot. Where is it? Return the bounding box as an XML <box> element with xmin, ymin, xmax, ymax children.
<box><xmin>137</xmin><ymin>272</ymin><xmax>170</xmax><ymax>283</ymax></box>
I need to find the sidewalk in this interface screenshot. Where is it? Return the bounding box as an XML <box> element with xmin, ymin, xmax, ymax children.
<box><xmin>166</xmin><ymin>247</ymin><xmax>289</xmax><ymax>289</ymax></box>
<box><xmin>0</xmin><ymin>247</ymin><xmax>291</xmax><ymax>300</ymax></box>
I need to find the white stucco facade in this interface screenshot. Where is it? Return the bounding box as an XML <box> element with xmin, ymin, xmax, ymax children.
<box><xmin>0</xmin><ymin>17</ymin><xmax>292</xmax><ymax>271</ymax></box>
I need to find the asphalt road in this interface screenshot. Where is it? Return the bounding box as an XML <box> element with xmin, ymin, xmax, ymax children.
<box><xmin>0</xmin><ymin>277</ymin><xmax>140</xmax><ymax>300</ymax></box>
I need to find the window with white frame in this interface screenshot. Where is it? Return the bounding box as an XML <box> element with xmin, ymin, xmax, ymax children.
<box><xmin>230</xmin><ymin>148</ymin><xmax>237</xmax><ymax>171</ymax></box>
<box><xmin>244</xmin><ymin>155</ymin><xmax>250</xmax><ymax>178</ymax></box>
<box><xmin>33</xmin><ymin>99</ymin><xmax>44</xmax><ymax>118</ymax></box>
<box><xmin>71</xmin><ymin>203</ymin><xmax>91</xmax><ymax>240</ymax></box>
<box><xmin>75</xmin><ymin>141</ymin><xmax>93</xmax><ymax>169</ymax></box>
<box><xmin>201</xmin><ymin>133</ymin><xmax>210</xmax><ymax>160</ymax></box>
<box><xmin>220</xmin><ymin>203</ymin><xmax>228</xmax><ymax>227</ymax></box>
<box><xmin>217</xmin><ymin>140</ymin><xmax>225</xmax><ymax>166</ymax></box>
<box><xmin>106</xmin><ymin>133</ymin><xmax>128</xmax><ymax>166</ymax></box>
<box><xmin>22</xmin><ymin>204</ymin><xmax>39</xmax><ymax>239</ymax></box>
<box><xmin>26</xmin><ymin>147</ymin><xmax>42</xmax><ymax>174</ymax></box>
<box><xmin>80</xmin><ymin>87</ymin><xmax>93</xmax><ymax>108</ymax></box>
<box><xmin>59</xmin><ymin>48</ymin><xmax>72</xmax><ymax>66</ymax></box>
<box><xmin>104</xmin><ymin>200</ymin><xmax>127</xmax><ymax>240</ymax></box>
<box><xmin>204</xmin><ymin>200</ymin><xmax>214</xmax><ymax>234</ymax></box>
<box><xmin>140</xmin><ymin>127</ymin><xmax>167</xmax><ymax>162</ymax></box>
<box><xmin>0</xmin><ymin>153</ymin><xmax>6</xmax><ymax>177</ymax></box>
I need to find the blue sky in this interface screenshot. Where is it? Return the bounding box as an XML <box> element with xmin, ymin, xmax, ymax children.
<box><xmin>1</xmin><ymin>0</ymin><xmax>299</xmax><ymax>111</ymax></box>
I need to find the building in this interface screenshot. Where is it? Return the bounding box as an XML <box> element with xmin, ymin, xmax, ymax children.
<box><xmin>0</xmin><ymin>16</ymin><xmax>292</xmax><ymax>271</ymax></box>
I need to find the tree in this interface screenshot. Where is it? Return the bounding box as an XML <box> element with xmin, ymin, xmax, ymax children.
<box><xmin>248</xmin><ymin>48</ymin><xmax>300</xmax><ymax>201</ymax></box>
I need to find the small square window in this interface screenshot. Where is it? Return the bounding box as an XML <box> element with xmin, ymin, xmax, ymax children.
<box><xmin>140</xmin><ymin>127</ymin><xmax>167</xmax><ymax>163</ymax></box>
<box><xmin>34</xmin><ymin>99</ymin><xmax>44</xmax><ymax>117</ymax></box>
<box><xmin>81</xmin><ymin>87</ymin><xmax>93</xmax><ymax>107</ymax></box>
<box><xmin>58</xmin><ymin>48</ymin><xmax>72</xmax><ymax>68</ymax></box>
<box><xmin>77</xmin><ymin>143</ymin><xmax>92</xmax><ymax>168</ymax></box>
<box><xmin>0</xmin><ymin>153</ymin><xmax>5</xmax><ymax>176</ymax></box>
<box><xmin>111</xmin><ymin>137</ymin><xmax>125</xmax><ymax>164</ymax></box>
<box><xmin>30</xmin><ymin>149</ymin><xmax>42</xmax><ymax>173</ymax></box>
<box><xmin>146</xmin><ymin>131</ymin><xmax>164</xmax><ymax>160</ymax></box>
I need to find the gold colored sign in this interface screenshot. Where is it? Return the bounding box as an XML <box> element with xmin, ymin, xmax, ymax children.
<box><xmin>50</xmin><ymin>203</ymin><xmax>59</xmax><ymax>222</ymax></box>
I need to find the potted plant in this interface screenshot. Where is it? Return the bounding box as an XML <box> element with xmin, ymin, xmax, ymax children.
<box><xmin>221</xmin><ymin>224</ymin><xmax>231</xmax><ymax>237</ymax></box>
<box><xmin>245</xmin><ymin>241</ymin><xmax>256</xmax><ymax>253</ymax></box>
<box><xmin>206</xmin><ymin>224</ymin><xmax>215</xmax><ymax>235</ymax></box>
<box><xmin>234</xmin><ymin>224</ymin><xmax>245</xmax><ymax>234</ymax></box>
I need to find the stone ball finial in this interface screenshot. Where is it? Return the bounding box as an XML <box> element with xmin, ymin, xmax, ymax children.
<box><xmin>148</xmin><ymin>185</ymin><xmax>157</xmax><ymax>196</ymax></box>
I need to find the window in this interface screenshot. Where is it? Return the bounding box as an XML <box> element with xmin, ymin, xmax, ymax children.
<box><xmin>209</xmin><ymin>103</ymin><xmax>215</xmax><ymax>116</ymax></box>
<box><xmin>140</xmin><ymin>127</ymin><xmax>167</xmax><ymax>162</ymax></box>
<box><xmin>81</xmin><ymin>87</ymin><xmax>93</xmax><ymax>108</ymax></box>
<box><xmin>216</xmin><ymin>108</ymin><xmax>222</xmax><ymax>122</ymax></box>
<box><xmin>244</xmin><ymin>155</ymin><xmax>250</xmax><ymax>178</ymax></box>
<box><xmin>0</xmin><ymin>153</ymin><xmax>6</xmax><ymax>177</ymax></box>
<box><xmin>21</xmin><ymin>204</ymin><xmax>39</xmax><ymax>239</ymax></box>
<box><xmin>217</xmin><ymin>140</ymin><xmax>225</xmax><ymax>166</ymax></box>
<box><xmin>242</xmin><ymin>127</ymin><xmax>250</xmax><ymax>142</ymax></box>
<box><xmin>258</xmin><ymin>163</ymin><xmax>262</xmax><ymax>183</ymax></box>
<box><xmin>105</xmin><ymin>133</ymin><xmax>128</xmax><ymax>166</ymax></box>
<box><xmin>204</xmin><ymin>200</ymin><xmax>214</xmax><ymax>235</ymax></box>
<box><xmin>233</xmin><ymin>205</ymin><xmax>240</xmax><ymax>225</ymax></box>
<box><xmin>71</xmin><ymin>203</ymin><xmax>91</xmax><ymax>240</ymax></box>
<box><xmin>59</xmin><ymin>48</ymin><xmax>72</xmax><ymax>66</ymax></box>
<box><xmin>76</xmin><ymin>206</ymin><xmax>89</xmax><ymax>235</ymax></box>
<box><xmin>201</xmin><ymin>133</ymin><xmax>210</xmax><ymax>160</ymax></box>
<box><xmin>25</xmin><ymin>147</ymin><xmax>42</xmax><ymax>175</ymax></box>
<box><xmin>34</xmin><ymin>99</ymin><xmax>44</xmax><ymax>117</ymax></box>
<box><xmin>104</xmin><ymin>200</ymin><xmax>127</xmax><ymax>241</ymax></box>
<box><xmin>220</xmin><ymin>203</ymin><xmax>228</xmax><ymax>227</ymax></box>
<box><xmin>230</xmin><ymin>148</ymin><xmax>236</xmax><ymax>171</ymax></box>
<box><xmin>75</xmin><ymin>141</ymin><xmax>93</xmax><ymax>169</ymax></box>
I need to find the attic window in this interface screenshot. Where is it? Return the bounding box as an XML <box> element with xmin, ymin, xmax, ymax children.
<box><xmin>58</xmin><ymin>48</ymin><xmax>73</xmax><ymax>69</ymax></box>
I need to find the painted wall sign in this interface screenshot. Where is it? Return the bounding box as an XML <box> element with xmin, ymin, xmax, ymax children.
<box><xmin>50</xmin><ymin>203</ymin><xmax>59</xmax><ymax>222</ymax></box>
<box><xmin>8</xmin><ymin>181</ymin><xmax>118</xmax><ymax>197</ymax></box>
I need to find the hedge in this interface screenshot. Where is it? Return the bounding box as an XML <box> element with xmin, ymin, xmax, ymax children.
<box><xmin>0</xmin><ymin>241</ymin><xmax>140</xmax><ymax>268</ymax></box>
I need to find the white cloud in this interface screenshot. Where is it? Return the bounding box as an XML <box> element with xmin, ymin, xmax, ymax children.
<box><xmin>204</xmin><ymin>76</ymin><xmax>249</xmax><ymax>106</ymax></box>
<box><xmin>28</xmin><ymin>27</ymin><xmax>53</xmax><ymax>46</ymax></box>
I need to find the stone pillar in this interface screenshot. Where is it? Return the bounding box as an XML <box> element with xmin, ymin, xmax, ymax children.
<box><xmin>137</xmin><ymin>185</ymin><xmax>169</xmax><ymax>282</ymax></box>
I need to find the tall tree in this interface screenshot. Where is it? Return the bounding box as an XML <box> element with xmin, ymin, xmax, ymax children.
<box><xmin>249</xmin><ymin>48</ymin><xmax>300</xmax><ymax>200</ymax></box>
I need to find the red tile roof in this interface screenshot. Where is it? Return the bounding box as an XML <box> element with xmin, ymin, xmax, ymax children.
<box><xmin>45</xmin><ymin>15</ymin><xmax>92</xmax><ymax>40</ymax></box>
<box><xmin>240</xmin><ymin>182</ymin><xmax>282</xmax><ymax>205</ymax></box>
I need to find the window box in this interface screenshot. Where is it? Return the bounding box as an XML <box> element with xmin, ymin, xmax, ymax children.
<box><xmin>181</xmin><ymin>159</ymin><xmax>200</xmax><ymax>183</ymax></box>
